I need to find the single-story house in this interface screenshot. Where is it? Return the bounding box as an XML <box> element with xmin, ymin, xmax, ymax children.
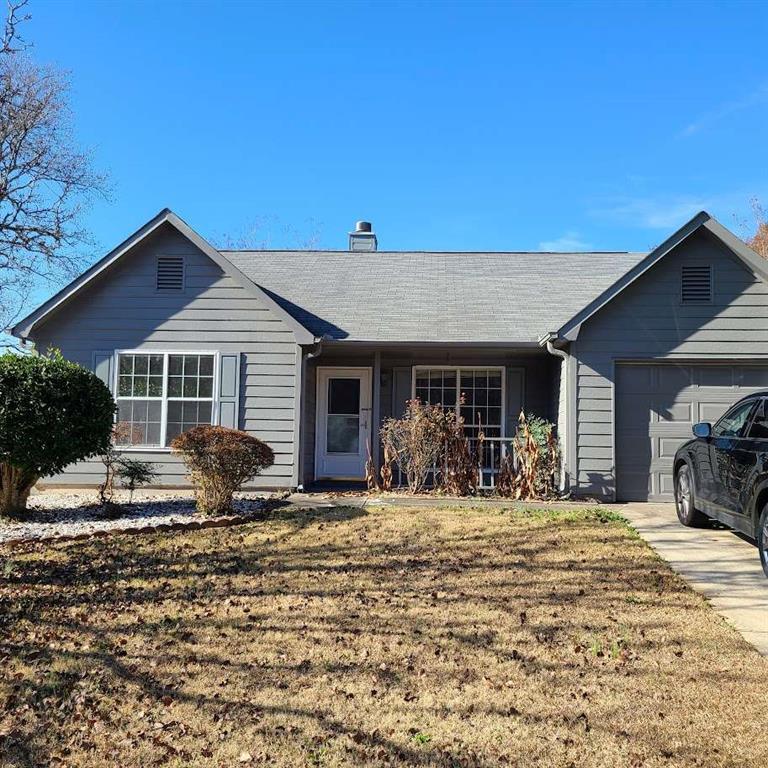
<box><xmin>11</xmin><ymin>209</ymin><xmax>768</xmax><ymax>501</ymax></box>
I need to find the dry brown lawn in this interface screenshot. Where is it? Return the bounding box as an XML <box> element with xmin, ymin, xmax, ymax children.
<box><xmin>1</xmin><ymin>504</ymin><xmax>766</xmax><ymax>768</ymax></box>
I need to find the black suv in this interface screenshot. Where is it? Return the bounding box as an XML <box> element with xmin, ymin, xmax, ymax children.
<box><xmin>673</xmin><ymin>393</ymin><xmax>768</xmax><ymax>578</ymax></box>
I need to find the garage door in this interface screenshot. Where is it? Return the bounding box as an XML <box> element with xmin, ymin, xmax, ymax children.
<box><xmin>615</xmin><ymin>364</ymin><xmax>768</xmax><ymax>501</ymax></box>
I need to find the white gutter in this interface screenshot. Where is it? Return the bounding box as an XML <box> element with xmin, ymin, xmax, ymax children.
<box><xmin>541</xmin><ymin>332</ymin><xmax>570</xmax><ymax>492</ymax></box>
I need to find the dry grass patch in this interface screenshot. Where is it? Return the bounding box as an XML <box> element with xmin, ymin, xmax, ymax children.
<box><xmin>0</xmin><ymin>504</ymin><xmax>765</xmax><ymax>767</ymax></box>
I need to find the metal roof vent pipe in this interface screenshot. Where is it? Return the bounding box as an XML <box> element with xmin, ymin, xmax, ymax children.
<box><xmin>348</xmin><ymin>220</ymin><xmax>377</xmax><ymax>252</ymax></box>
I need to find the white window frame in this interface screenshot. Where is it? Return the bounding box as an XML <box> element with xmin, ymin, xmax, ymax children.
<box><xmin>113</xmin><ymin>349</ymin><xmax>220</xmax><ymax>452</ymax></box>
<box><xmin>411</xmin><ymin>366</ymin><xmax>506</xmax><ymax>438</ymax></box>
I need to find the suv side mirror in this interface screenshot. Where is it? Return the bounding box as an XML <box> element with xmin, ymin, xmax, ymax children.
<box><xmin>693</xmin><ymin>422</ymin><xmax>712</xmax><ymax>438</ymax></box>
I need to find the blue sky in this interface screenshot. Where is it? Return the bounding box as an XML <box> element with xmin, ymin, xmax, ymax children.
<box><xmin>26</xmin><ymin>0</ymin><xmax>768</xmax><ymax>259</ymax></box>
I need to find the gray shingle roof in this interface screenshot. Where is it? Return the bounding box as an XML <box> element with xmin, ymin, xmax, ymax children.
<box><xmin>221</xmin><ymin>250</ymin><xmax>647</xmax><ymax>343</ymax></box>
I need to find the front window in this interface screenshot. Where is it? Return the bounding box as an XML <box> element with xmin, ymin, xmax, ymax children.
<box><xmin>712</xmin><ymin>400</ymin><xmax>755</xmax><ymax>439</ymax></box>
<box><xmin>748</xmin><ymin>400</ymin><xmax>768</xmax><ymax>439</ymax></box>
<box><xmin>413</xmin><ymin>367</ymin><xmax>503</xmax><ymax>438</ymax></box>
<box><xmin>116</xmin><ymin>352</ymin><xmax>216</xmax><ymax>447</ymax></box>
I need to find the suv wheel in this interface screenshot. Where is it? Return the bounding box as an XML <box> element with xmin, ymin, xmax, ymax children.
<box><xmin>674</xmin><ymin>463</ymin><xmax>708</xmax><ymax>527</ymax></box>
<box><xmin>758</xmin><ymin>505</ymin><xmax>768</xmax><ymax>579</ymax></box>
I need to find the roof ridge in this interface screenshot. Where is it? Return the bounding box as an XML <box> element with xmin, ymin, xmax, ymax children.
<box><xmin>222</xmin><ymin>249</ymin><xmax>645</xmax><ymax>255</ymax></box>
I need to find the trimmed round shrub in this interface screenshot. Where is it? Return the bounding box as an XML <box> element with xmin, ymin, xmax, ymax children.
<box><xmin>171</xmin><ymin>425</ymin><xmax>274</xmax><ymax>516</ymax></box>
<box><xmin>0</xmin><ymin>350</ymin><xmax>115</xmax><ymax>515</ymax></box>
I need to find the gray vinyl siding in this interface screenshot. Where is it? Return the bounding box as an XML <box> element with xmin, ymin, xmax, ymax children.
<box><xmin>302</xmin><ymin>349</ymin><xmax>557</xmax><ymax>486</ymax></box>
<box><xmin>30</xmin><ymin>222</ymin><xmax>299</xmax><ymax>489</ymax></box>
<box><xmin>573</xmin><ymin>229</ymin><xmax>768</xmax><ymax>500</ymax></box>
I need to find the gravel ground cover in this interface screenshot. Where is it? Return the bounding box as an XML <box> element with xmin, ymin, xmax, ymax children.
<box><xmin>0</xmin><ymin>490</ymin><xmax>266</xmax><ymax>543</ymax></box>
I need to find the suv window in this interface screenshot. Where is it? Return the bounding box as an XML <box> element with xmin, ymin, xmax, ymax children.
<box><xmin>713</xmin><ymin>400</ymin><xmax>756</xmax><ymax>438</ymax></box>
<box><xmin>748</xmin><ymin>399</ymin><xmax>768</xmax><ymax>439</ymax></box>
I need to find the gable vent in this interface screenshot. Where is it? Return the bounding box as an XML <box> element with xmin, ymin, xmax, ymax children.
<box><xmin>156</xmin><ymin>256</ymin><xmax>185</xmax><ymax>291</ymax></box>
<box><xmin>681</xmin><ymin>265</ymin><xmax>712</xmax><ymax>303</ymax></box>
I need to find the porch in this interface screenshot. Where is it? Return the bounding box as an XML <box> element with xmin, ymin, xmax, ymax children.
<box><xmin>300</xmin><ymin>343</ymin><xmax>564</xmax><ymax>490</ymax></box>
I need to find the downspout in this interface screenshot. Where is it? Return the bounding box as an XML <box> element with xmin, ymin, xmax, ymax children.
<box><xmin>542</xmin><ymin>333</ymin><xmax>570</xmax><ymax>493</ymax></box>
<box><xmin>306</xmin><ymin>338</ymin><xmax>326</xmax><ymax>361</ymax></box>
<box><xmin>296</xmin><ymin>337</ymin><xmax>327</xmax><ymax>492</ymax></box>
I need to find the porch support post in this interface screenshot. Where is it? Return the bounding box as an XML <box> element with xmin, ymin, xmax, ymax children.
<box><xmin>372</xmin><ymin>350</ymin><xmax>382</xmax><ymax>472</ymax></box>
<box><xmin>292</xmin><ymin>345</ymin><xmax>305</xmax><ymax>489</ymax></box>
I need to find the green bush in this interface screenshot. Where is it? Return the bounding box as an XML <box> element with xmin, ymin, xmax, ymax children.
<box><xmin>0</xmin><ymin>350</ymin><xmax>115</xmax><ymax>515</ymax></box>
<box><xmin>117</xmin><ymin>457</ymin><xmax>158</xmax><ymax>503</ymax></box>
<box><xmin>171</xmin><ymin>425</ymin><xmax>274</xmax><ymax>516</ymax></box>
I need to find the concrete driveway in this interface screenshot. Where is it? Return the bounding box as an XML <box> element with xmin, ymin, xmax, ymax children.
<box><xmin>621</xmin><ymin>503</ymin><xmax>768</xmax><ymax>654</ymax></box>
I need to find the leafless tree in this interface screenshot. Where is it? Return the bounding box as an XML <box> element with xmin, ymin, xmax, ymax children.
<box><xmin>216</xmin><ymin>216</ymin><xmax>322</xmax><ymax>250</ymax></box>
<box><xmin>0</xmin><ymin>0</ymin><xmax>107</xmax><ymax>345</ymax></box>
<box><xmin>743</xmin><ymin>198</ymin><xmax>768</xmax><ymax>259</ymax></box>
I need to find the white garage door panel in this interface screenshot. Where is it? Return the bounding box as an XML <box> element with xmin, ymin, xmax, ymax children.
<box><xmin>615</xmin><ymin>364</ymin><xmax>768</xmax><ymax>501</ymax></box>
<box><xmin>659</xmin><ymin>437</ymin><xmax>683</xmax><ymax>458</ymax></box>
<box><xmin>658</xmin><ymin>473</ymin><xmax>677</xmax><ymax>497</ymax></box>
<box><xmin>659</xmin><ymin>401</ymin><xmax>693</xmax><ymax>423</ymax></box>
<box><xmin>699</xmin><ymin>401</ymin><xmax>736</xmax><ymax>422</ymax></box>
<box><xmin>699</xmin><ymin>368</ymin><xmax>734</xmax><ymax>386</ymax></box>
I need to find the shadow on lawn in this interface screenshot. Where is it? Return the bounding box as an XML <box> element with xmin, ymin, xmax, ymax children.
<box><xmin>1</xmin><ymin>505</ymin><xmax>765</xmax><ymax>767</ymax></box>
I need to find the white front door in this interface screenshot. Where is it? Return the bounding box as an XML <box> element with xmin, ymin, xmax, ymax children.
<box><xmin>315</xmin><ymin>367</ymin><xmax>372</xmax><ymax>480</ymax></box>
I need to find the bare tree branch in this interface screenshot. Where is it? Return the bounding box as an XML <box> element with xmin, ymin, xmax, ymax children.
<box><xmin>215</xmin><ymin>216</ymin><xmax>322</xmax><ymax>251</ymax></box>
<box><xmin>0</xmin><ymin>2</ymin><xmax>108</xmax><ymax>338</ymax></box>
<box><xmin>2</xmin><ymin>0</ymin><xmax>30</xmax><ymax>55</ymax></box>
<box><xmin>745</xmin><ymin>198</ymin><xmax>768</xmax><ymax>259</ymax></box>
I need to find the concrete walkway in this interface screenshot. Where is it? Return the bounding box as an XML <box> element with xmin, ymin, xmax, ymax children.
<box><xmin>618</xmin><ymin>503</ymin><xmax>768</xmax><ymax>655</ymax></box>
<box><xmin>288</xmin><ymin>493</ymin><xmax>768</xmax><ymax>654</ymax></box>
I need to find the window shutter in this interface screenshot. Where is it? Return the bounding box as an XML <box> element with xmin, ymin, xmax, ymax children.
<box><xmin>218</xmin><ymin>353</ymin><xmax>241</xmax><ymax>429</ymax></box>
<box><xmin>92</xmin><ymin>351</ymin><xmax>114</xmax><ymax>392</ymax></box>
<box><xmin>392</xmin><ymin>367</ymin><xmax>412</xmax><ymax>418</ymax></box>
<box><xmin>681</xmin><ymin>265</ymin><xmax>712</xmax><ymax>303</ymax></box>
<box><xmin>506</xmin><ymin>367</ymin><xmax>524</xmax><ymax>436</ymax></box>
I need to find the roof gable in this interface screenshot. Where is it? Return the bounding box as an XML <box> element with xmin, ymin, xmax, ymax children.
<box><xmin>551</xmin><ymin>212</ymin><xmax>768</xmax><ymax>342</ymax></box>
<box><xmin>11</xmin><ymin>209</ymin><xmax>315</xmax><ymax>343</ymax></box>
